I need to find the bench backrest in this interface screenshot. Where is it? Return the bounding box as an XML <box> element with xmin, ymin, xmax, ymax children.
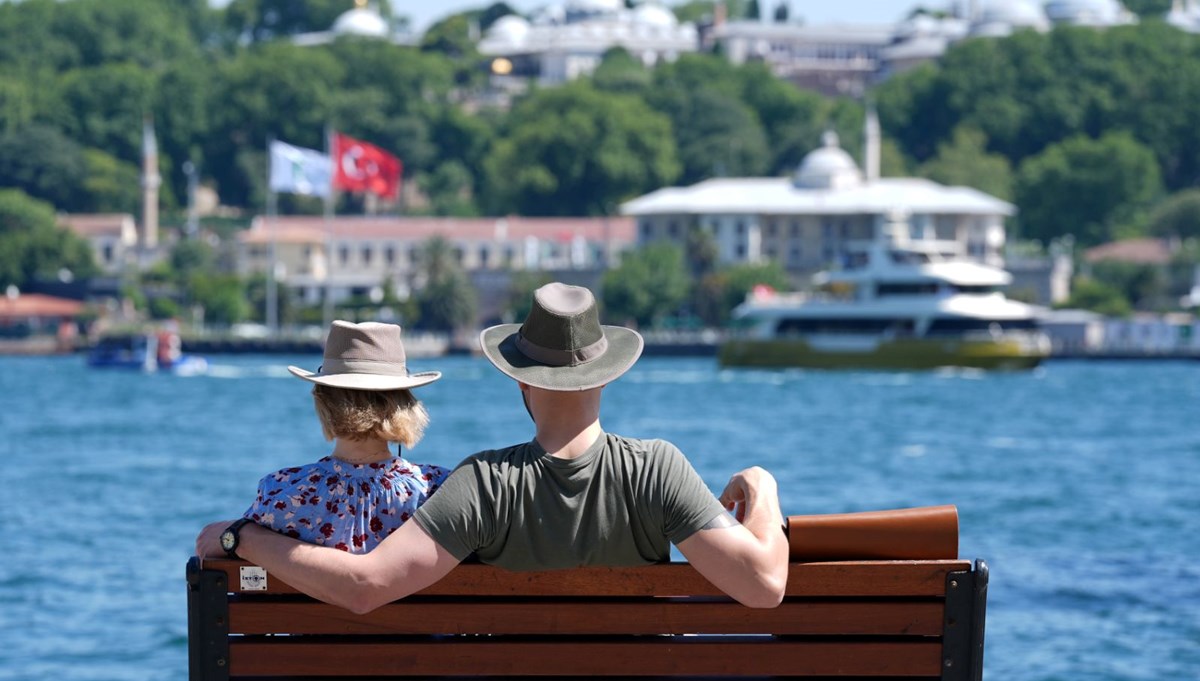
<box><xmin>187</xmin><ymin>556</ymin><xmax>987</xmax><ymax>680</ymax></box>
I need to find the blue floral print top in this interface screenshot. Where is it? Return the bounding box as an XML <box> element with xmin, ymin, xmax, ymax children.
<box><xmin>243</xmin><ymin>456</ymin><xmax>450</xmax><ymax>553</ymax></box>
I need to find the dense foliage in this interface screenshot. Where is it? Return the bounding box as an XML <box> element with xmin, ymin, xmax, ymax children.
<box><xmin>2</xmin><ymin>0</ymin><xmax>1199</xmax><ymax>320</ymax></box>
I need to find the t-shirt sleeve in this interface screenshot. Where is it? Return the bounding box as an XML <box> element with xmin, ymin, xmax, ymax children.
<box><xmin>655</xmin><ymin>442</ymin><xmax>727</xmax><ymax>545</ymax></box>
<box><xmin>242</xmin><ymin>472</ymin><xmax>288</xmax><ymax>532</ymax></box>
<box><xmin>411</xmin><ymin>457</ymin><xmax>493</xmax><ymax>561</ymax></box>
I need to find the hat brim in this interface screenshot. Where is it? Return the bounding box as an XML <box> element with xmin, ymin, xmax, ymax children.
<box><xmin>479</xmin><ymin>324</ymin><xmax>644</xmax><ymax>391</ymax></box>
<box><xmin>287</xmin><ymin>366</ymin><xmax>441</xmax><ymax>391</ymax></box>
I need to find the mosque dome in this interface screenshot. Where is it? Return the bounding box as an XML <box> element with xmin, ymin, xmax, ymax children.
<box><xmin>332</xmin><ymin>5</ymin><xmax>389</xmax><ymax>38</ymax></box>
<box><xmin>487</xmin><ymin>15</ymin><xmax>532</xmax><ymax>44</ymax></box>
<box><xmin>632</xmin><ymin>4</ymin><xmax>678</xmax><ymax>28</ymax></box>
<box><xmin>793</xmin><ymin>131</ymin><xmax>862</xmax><ymax>190</ymax></box>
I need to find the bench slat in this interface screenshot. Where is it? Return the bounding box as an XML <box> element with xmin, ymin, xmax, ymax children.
<box><xmin>228</xmin><ymin>639</ymin><xmax>944</xmax><ymax>677</ymax></box>
<box><xmin>205</xmin><ymin>559</ymin><xmax>969</xmax><ymax>597</ymax></box>
<box><xmin>229</xmin><ymin>599</ymin><xmax>945</xmax><ymax>636</ymax></box>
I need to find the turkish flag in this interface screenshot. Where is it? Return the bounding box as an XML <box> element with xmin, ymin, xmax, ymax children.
<box><xmin>332</xmin><ymin>132</ymin><xmax>402</xmax><ymax>200</ymax></box>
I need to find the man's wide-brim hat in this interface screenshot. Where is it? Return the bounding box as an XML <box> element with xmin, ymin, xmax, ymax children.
<box><xmin>288</xmin><ymin>320</ymin><xmax>440</xmax><ymax>391</ymax></box>
<box><xmin>480</xmin><ymin>282</ymin><xmax>643</xmax><ymax>391</ymax></box>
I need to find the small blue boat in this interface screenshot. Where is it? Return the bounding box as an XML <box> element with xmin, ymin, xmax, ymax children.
<box><xmin>86</xmin><ymin>331</ymin><xmax>208</xmax><ymax>374</ymax></box>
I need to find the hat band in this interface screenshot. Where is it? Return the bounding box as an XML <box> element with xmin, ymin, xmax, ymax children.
<box><xmin>320</xmin><ymin>357</ymin><xmax>410</xmax><ymax>376</ymax></box>
<box><xmin>516</xmin><ymin>332</ymin><xmax>608</xmax><ymax>367</ymax></box>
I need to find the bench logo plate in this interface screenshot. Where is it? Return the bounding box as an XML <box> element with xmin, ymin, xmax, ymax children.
<box><xmin>240</xmin><ymin>566</ymin><xmax>268</xmax><ymax>591</ymax></box>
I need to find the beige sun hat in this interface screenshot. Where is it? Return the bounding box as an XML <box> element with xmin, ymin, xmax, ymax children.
<box><xmin>288</xmin><ymin>320</ymin><xmax>441</xmax><ymax>391</ymax></box>
<box><xmin>479</xmin><ymin>282</ymin><xmax>643</xmax><ymax>391</ymax></box>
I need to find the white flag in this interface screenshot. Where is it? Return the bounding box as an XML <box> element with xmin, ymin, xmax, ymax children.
<box><xmin>269</xmin><ymin>140</ymin><xmax>332</xmax><ymax>198</ymax></box>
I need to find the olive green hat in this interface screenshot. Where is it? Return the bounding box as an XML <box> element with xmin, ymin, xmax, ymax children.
<box><xmin>479</xmin><ymin>282</ymin><xmax>643</xmax><ymax>391</ymax></box>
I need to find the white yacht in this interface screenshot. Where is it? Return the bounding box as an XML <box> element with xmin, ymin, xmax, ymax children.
<box><xmin>719</xmin><ymin>234</ymin><xmax>1050</xmax><ymax>370</ymax></box>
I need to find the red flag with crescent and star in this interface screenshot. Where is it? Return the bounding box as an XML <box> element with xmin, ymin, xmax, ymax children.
<box><xmin>332</xmin><ymin>132</ymin><xmax>402</xmax><ymax>200</ymax></box>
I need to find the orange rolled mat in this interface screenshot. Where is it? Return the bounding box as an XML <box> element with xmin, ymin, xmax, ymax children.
<box><xmin>784</xmin><ymin>505</ymin><xmax>959</xmax><ymax>561</ymax></box>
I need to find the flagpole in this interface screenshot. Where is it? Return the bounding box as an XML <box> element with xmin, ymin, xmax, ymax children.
<box><xmin>266</xmin><ymin>134</ymin><xmax>279</xmax><ymax>338</ymax></box>
<box><xmin>323</xmin><ymin>125</ymin><xmax>336</xmax><ymax>329</ymax></box>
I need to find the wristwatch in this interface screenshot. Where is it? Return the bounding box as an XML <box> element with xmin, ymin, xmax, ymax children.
<box><xmin>220</xmin><ymin>518</ymin><xmax>253</xmax><ymax>559</ymax></box>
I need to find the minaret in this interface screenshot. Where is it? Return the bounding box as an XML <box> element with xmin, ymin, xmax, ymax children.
<box><xmin>140</xmin><ymin>116</ymin><xmax>161</xmax><ymax>255</ymax></box>
<box><xmin>863</xmin><ymin>104</ymin><xmax>881</xmax><ymax>183</ymax></box>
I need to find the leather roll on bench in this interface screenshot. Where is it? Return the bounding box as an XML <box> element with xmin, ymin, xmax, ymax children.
<box><xmin>784</xmin><ymin>504</ymin><xmax>959</xmax><ymax>561</ymax></box>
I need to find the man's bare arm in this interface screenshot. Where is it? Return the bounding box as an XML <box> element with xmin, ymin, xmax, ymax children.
<box><xmin>676</xmin><ymin>466</ymin><xmax>789</xmax><ymax>608</ymax></box>
<box><xmin>196</xmin><ymin>518</ymin><xmax>461</xmax><ymax>614</ymax></box>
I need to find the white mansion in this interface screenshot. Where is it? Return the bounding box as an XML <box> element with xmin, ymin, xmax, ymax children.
<box><xmin>621</xmin><ymin>112</ymin><xmax>1014</xmax><ymax>281</ymax></box>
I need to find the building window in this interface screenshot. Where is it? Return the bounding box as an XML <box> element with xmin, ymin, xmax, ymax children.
<box><xmin>736</xmin><ymin>221</ymin><xmax>745</xmax><ymax>235</ymax></box>
<box><xmin>339</xmin><ymin>246</ymin><xmax>349</xmax><ymax>265</ymax></box>
<box><xmin>102</xmin><ymin>244</ymin><xmax>114</xmax><ymax>263</ymax></box>
<box><xmin>385</xmin><ymin>246</ymin><xmax>396</xmax><ymax>266</ymax></box>
<box><xmin>735</xmin><ymin>244</ymin><xmax>746</xmax><ymax>258</ymax></box>
<box><xmin>361</xmin><ymin>246</ymin><xmax>372</xmax><ymax>266</ymax></box>
<box><xmin>668</xmin><ymin>220</ymin><xmax>679</xmax><ymax>237</ymax></box>
<box><xmin>790</xmin><ymin>221</ymin><xmax>800</xmax><ymax>237</ymax></box>
<box><xmin>640</xmin><ymin>220</ymin><xmax>652</xmax><ymax>239</ymax></box>
<box><xmin>453</xmin><ymin>247</ymin><xmax>464</xmax><ymax>264</ymax></box>
<box><xmin>790</xmin><ymin>246</ymin><xmax>801</xmax><ymax>263</ymax></box>
<box><xmin>767</xmin><ymin>220</ymin><xmax>777</xmax><ymax>237</ymax></box>
<box><xmin>480</xmin><ymin>247</ymin><xmax>490</xmax><ymax>267</ymax></box>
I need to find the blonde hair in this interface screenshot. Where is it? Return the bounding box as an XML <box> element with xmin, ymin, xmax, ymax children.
<box><xmin>311</xmin><ymin>385</ymin><xmax>429</xmax><ymax>447</ymax></box>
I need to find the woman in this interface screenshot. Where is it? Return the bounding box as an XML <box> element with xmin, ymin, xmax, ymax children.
<box><xmin>235</xmin><ymin>320</ymin><xmax>449</xmax><ymax>554</ymax></box>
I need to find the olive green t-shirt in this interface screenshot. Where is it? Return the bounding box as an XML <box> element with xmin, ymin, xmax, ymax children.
<box><xmin>411</xmin><ymin>432</ymin><xmax>726</xmax><ymax>571</ymax></box>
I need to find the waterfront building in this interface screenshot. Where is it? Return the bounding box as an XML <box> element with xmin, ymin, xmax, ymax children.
<box><xmin>1044</xmin><ymin>0</ymin><xmax>1137</xmax><ymax>27</ymax></box>
<box><xmin>621</xmin><ymin>113</ymin><xmax>1013</xmax><ymax>282</ymax></box>
<box><xmin>967</xmin><ymin>1</ymin><xmax>1050</xmax><ymax>37</ymax></box>
<box><xmin>235</xmin><ymin>215</ymin><xmax>635</xmax><ymax>322</ymax></box>
<box><xmin>477</xmin><ymin>0</ymin><xmax>697</xmax><ymax>87</ymax></box>
<box><xmin>58</xmin><ymin>214</ymin><xmax>138</xmax><ymax>275</ymax></box>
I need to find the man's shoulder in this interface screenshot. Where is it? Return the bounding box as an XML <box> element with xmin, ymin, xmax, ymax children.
<box><xmin>606</xmin><ymin>433</ymin><xmax>685</xmax><ymax>461</ymax></box>
<box><xmin>456</xmin><ymin>441</ymin><xmax>537</xmax><ymax>469</ymax></box>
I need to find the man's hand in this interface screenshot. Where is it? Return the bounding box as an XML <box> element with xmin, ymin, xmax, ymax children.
<box><xmin>196</xmin><ymin>519</ymin><xmax>239</xmax><ymax>559</ymax></box>
<box><xmin>719</xmin><ymin>467</ymin><xmax>778</xmax><ymax>523</ymax></box>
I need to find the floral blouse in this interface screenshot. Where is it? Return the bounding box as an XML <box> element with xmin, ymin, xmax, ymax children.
<box><xmin>243</xmin><ymin>456</ymin><xmax>450</xmax><ymax>553</ymax></box>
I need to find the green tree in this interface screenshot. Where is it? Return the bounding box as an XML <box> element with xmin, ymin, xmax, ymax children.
<box><xmin>0</xmin><ymin>125</ymin><xmax>87</xmax><ymax>211</ymax></box>
<box><xmin>592</xmin><ymin>47</ymin><xmax>652</xmax><ymax>94</ymax></box>
<box><xmin>1149</xmin><ymin>189</ymin><xmax>1200</xmax><ymax>240</ymax></box>
<box><xmin>483</xmin><ymin>81</ymin><xmax>680</xmax><ymax>216</ymax></box>
<box><xmin>918</xmin><ymin>126</ymin><xmax>1013</xmax><ymax>200</ymax></box>
<box><xmin>601</xmin><ymin>243</ymin><xmax>690</xmax><ymax>327</ymax></box>
<box><xmin>190</xmin><ymin>272</ymin><xmax>250</xmax><ymax>326</ymax></box>
<box><xmin>82</xmin><ymin>149</ymin><xmax>141</xmax><ymax>213</ymax></box>
<box><xmin>1124</xmin><ymin>0</ymin><xmax>1171</xmax><ymax>16</ymax></box>
<box><xmin>1061</xmin><ymin>277</ymin><xmax>1131</xmax><ymax>317</ymax></box>
<box><xmin>670</xmin><ymin>88</ymin><xmax>770</xmax><ymax>183</ymax></box>
<box><xmin>1014</xmin><ymin>132</ymin><xmax>1162</xmax><ymax>246</ymax></box>
<box><xmin>0</xmin><ymin>189</ymin><xmax>97</xmax><ymax>288</ymax></box>
<box><xmin>411</xmin><ymin>237</ymin><xmax>477</xmax><ymax>331</ymax></box>
<box><xmin>207</xmin><ymin>43</ymin><xmax>344</xmax><ymax>206</ymax></box>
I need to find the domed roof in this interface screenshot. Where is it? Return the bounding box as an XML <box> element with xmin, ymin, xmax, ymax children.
<box><xmin>794</xmin><ymin>131</ymin><xmax>862</xmax><ymax>190</ymax></box>
<box><xmin>632</xmin><ymin>4</ymin><xmax>678</xmax><ymax>28</ymax></box>
<box><xmin>487</xmin><ymin>15</ymin><xmax>531</xmax><ymax>43</ymax></box>
<box><xmin>332</xmin><ymin>6</ymin><xmax>389</xmax><ymax>37</ymax></box>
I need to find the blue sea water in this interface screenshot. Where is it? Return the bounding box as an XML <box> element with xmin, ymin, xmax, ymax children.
<box><xmin>0</xmin><ymin>355</ymin><xmax>1197</xmax><ymax>681</ymax></box>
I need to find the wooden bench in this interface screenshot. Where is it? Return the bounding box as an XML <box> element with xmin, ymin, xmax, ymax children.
<box><xmin>187</xmin><ymin>506</ymin><xmax>987</xmax><ymax>680</ymax></box>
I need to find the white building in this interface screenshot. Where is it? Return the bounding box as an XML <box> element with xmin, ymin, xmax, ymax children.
<box><xmin>1168</xmin><ymin>0</ymin><xmax>1200</xmax><ymax>32</ymax></box>
<box><xmin>1044</xmin><ymin>0</ymin><xmax>1137</xmax><ymax>27</ymax></box>
<box><xmin>478</xmin><ymin>0</ymin><xmax>697</xmax><ymax>86</ymax></box>
<box><xmin>236</xmin><ymin>215</ymin><xmax>635</xmax><ymax>308</ymax></box>
<box><xmin>621</xmin><ymin>115</ymin><xmax>1014</xmax><ymax>280</ymax></box>
<box><xmin>58</xmin><ymin>214</ymin><xmax>139</xmax><ymax>274</ymax></box>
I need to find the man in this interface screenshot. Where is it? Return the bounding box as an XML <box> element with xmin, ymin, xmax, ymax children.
<box><xmin>197</xmin><ymin>283</ymin><xmax>788</xmax><ymax>612</ymax></box>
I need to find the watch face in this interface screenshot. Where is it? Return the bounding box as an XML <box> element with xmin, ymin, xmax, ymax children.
<box><xmin>220</xmin><ymin>530</ymin><xmax>236</xmax><ymax>551</ymax></box>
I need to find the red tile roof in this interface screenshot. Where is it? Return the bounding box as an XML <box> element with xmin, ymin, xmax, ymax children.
<box><xmin>0</xmin><ymin>294</ymin><xmax>84</xmax><ymax>320</ymax></box>
<box><xmin>1084</xmin><ymin>238</ymin><xmax>1174</xmax><ymax>265</ymax></box>
<box><xmin>58</xmin><ymin>213</ymin><xmax>136</xmax><ymax>237</ymax></box>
